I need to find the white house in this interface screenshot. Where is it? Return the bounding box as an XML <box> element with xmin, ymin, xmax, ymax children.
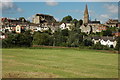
<box><xmin>0</xmin><ymin>35</ymin><xmax>6</xmax><ymax>39</ymax></box>
<box><xmin>16</xmin><ymin>25</ymin><xmax>21</xmax><ymax>33</ymax></box>
<box><xmin>92</xmin><ymin>36</ymin><xmax>117</xmax><ymax>48</ymax></box>
<box><xmin>59</xmin><ymin>23</ymin><xmax>74</xmax><ymax>30</ymax></box>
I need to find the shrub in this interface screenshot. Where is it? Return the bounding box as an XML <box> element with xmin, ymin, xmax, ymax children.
<box><xmin>2</xmin><ymin>32</ymin><xmax>32</xmax><ymax>48</ymax></box>
<box><xmin>91</xmin><ymin>42</ymin><xmax>110</xmax><ymax>50</ymax></box>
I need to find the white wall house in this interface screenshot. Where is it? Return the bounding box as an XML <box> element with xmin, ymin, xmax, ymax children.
<box><xmin>92</xmin><ymin>36</ymin><xmax>117</xmax><ymax>48</ymax></box>
<box><xmin>100</xmin><ymin>39</ymin><xmax>117</xmax><ymax>48</ymax></box>
<box><xmin>16</xmin><ymin>25</ymin><xmax>21</xmax><ymax>33</ymax></box>
<box><xmin>60</xmin><ymin>23</ymin><xmax>73</xmax><ymax>30</ymax></box>
<box><xmin>30</xmin><ymin>25</ymin><xmax>49</xmax><ymax>32</ymax></box>
<box><xmin>0</xmin><ymin>35</ymin><xmax>6</xmax><ymax>39</ymax></box>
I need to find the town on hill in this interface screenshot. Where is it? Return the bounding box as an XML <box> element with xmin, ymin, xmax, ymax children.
<box><xmin>0</xmin><ymin>4</ymin><xmax>120</xmax><ymax>50</ymax></box>
<box><xmin>1</xmin><ymin>2</ymin><xmax>119</xmax><ymax>78</ymax></box>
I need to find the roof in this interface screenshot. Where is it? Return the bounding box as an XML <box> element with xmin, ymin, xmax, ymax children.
<box><xmin>101</xmin><ymin>36</ymin><xmax>115</xmax><ymax>41</ymax></box>
<box><xmin>92</xmin><ymin>36</ymin><xmax>101</xmax><ymax>40</ymax></box>
<box><xmin>36</xmin><ymin>14</ymin><xmax>53</xmax><ymax>17</ymax></box>
<box><xmin>92</xmin><ymin>36</ymin><xmax>116</xmax><ymax>41</ymax></box>
<box><xmin>106</xmin><ymin>19</ymin><xmax>119</xmax><ymax>24</ymax></box>
<box><xmin>89</xmin><ymin>21</ymin><xmax>101</xmax><ymax>24</ymax></box>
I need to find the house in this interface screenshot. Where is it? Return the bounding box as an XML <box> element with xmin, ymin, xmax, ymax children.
<box><xmin>92</xmin><ymin>36</ymin><xmax>117</xmax><ymax>48</ymax></box>
<box><xmin>29</xmin><ymin>23</ymin><xmax>51</xmax><ymax>32</ymax></box>
<box><xmin>112</xmin><ymin>32</ymin><xmax>120</xmax><ymax>37</ymax></box>
<box><xmin>88</xmin><ymin>21</ymin><xmax>101</xmax><ymax>33</ymax></box>
<box><xmin>0</xmin><ymin>33</ymin><xmax>6</xmax><ymax>39</ymax></box>
<box><xmin>59</xmin><ymin>23</ymin><xmax>74</xmax><ymax>30</ymax></box>
<box><xmin>50</xmin><ymin>22</ymin><xmax>60</xmax><ymax>33</ymax></box>
<box><xmin>16</xmin><ymin>25</ymin><xmax>21</xmax><ymax>33</ymax></box>
<box><xmin>105</xmin><ymin>19</ymin><xmax>119</xmax><ymax>27</ymax></box>
<box><xmin>80</xmin><ymin>24</ymin><xmax>91</xmax><ymax>34</ymax></box>
<box><xmin>98</xmin><ymin>24</ymin><xmax>107</xmax><ymax>32</ymax></box>
<box><xmin>32</xmin><ymin>14</ymin><xmax>56</xmax><ymax>24</ymax></box>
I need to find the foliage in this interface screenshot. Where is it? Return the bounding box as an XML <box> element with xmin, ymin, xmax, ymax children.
<box><xmin>72</xmin><ymin>19</ymin><xmax>78</xmax><ymax>24</ymax></box>
<box><xmin>102</xmin><ymin>28</ymin><xmax>112</xmax><ymax>36</ymax></box>
<box><xmin>72</xmin><ymin>19</ymin><xmax>78</xmax><ymax>27</ymax></box>
<box><xmin>83</xmin><ymin>39</ymin><xmax>93</xmax><ymax>46</ymax></box>
<box><xmin>91</xmin><ymin>42</ymin><xmax>110</xmax><ymax>50</ymax></box>
<box><xmin>19</xmin><ymin>17</ymin><xmax>26</xmax><ymax>22</ymax></box>
<box><xmin>2</xmin><ymin>32</ymin><xmax>32</xmax><ymax>48</ymax></box>
<box><xmin>32</xmin><ymin>32</ymin><xmax>51</xmax><ymax>46</ymax></box>
<box><xmin>61</xmin><ymin>29</ymin><xmax>69</xmax><ymax>36</ymax></box>
<box><xmin>52</xmin><ymin>29</ymin><xmax>68</xmax><ymax>46</ymax></box>
<box><xmin>78</xmin><ymin>19</ymin><xmax>83</xmax><ymax>26</ymax></box>
<box><xmin>67</xmin><ymin>29</ymin><xmax>83</xmax><ymax>47</ymax></box>
<box><xmin>61</xmin><ymin>15</ymin><xmax>73</xmax><ymax>23</ymax></box>
<box><xmin>115</xmin><ymin>37</ymin><xmax>120</xmax><ymax>51</ymax></box>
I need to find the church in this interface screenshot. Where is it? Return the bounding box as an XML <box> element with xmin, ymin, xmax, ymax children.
<box><xmin>80</xmin><ymin>4</ymin><xmax>101</xmax><ymax>34</ymax></box>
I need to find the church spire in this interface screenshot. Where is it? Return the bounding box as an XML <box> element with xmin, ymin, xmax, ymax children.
<box><xmin>84</xmin><ymin>4</ymin><xmax>88</xmax><ymax>14</ymax></box>
<box><xmin>84</xmin><ymin>4</ymin><xmax>89</xmax><ymax>24</ymax></box>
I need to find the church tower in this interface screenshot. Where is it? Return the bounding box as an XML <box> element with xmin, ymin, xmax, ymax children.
<box><xmin>84</xmin><ymin>4</ymin><xmax>89</xmax><ymax>24</ymax></box>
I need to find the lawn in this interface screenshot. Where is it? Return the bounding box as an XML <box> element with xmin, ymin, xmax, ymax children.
<box><xmin>2</xmin><ymin>48</ymin><xmax>118</xmax><ymax>78</ymax></box>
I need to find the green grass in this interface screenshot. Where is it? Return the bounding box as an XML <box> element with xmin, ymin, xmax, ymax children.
<box><xmin>2</xmin><ymin>48</ymin><xmax>118</xmax><ymax>78</ymax></box>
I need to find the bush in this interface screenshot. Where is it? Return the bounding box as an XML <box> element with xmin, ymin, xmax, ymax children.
<box><xmin>32</xmin><ymin>32</ymin><xmax>52</xmax><ymax>46</ymax></box>
<box><xmin>83</xmin><ymin>39</ymin><xmax>93</xmax><ymax>46</ymax></box>
<box><xmin>115</xmin><ymin>37</ymin><xmax>120</xmax><ymax>51</ymax></box>
<box><xmin>2</xmin><ymin>32</ymin><xmax>33</xmax><ymax>48</ymax></box>
<box><xmin>91</xmin><ymin>42</ymin><xmax>110</xmax><ymax>50</ymax></box>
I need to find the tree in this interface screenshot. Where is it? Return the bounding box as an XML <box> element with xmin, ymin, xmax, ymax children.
<box><xmin>75</xmin><ymin>19</ymin><xmax>83</xmax><ymax>29</ymax></box>
<box><xmin>61</xmin><ymin>29</ymin><xmax>69</xmax><ymax>36</ymax></box>
<box><xmin>32</xmin><ymin>32</ymin><xmax>50</xmax><ymax>45</ymax></box>
<box><xmin>102</xmin><ymin>28</ymin><xmax>112</xmax><ymax>36</ymax></box>
<box><xmin>72</xmin><ymin>19</ymin><xmax>78</xmax><ymax>27</ymax></box>
<box><xmin>61</xmin><ymin>15</ymin><xmax>73</xmax><ymax>23</ymax></box>
<box><xmin>2</xmin><ymin>32</ymin><xmax>32</xmax><ymax>48</ymax></box>
<box><xmin>83</xmin><ymin>39</ymin><xmax>93</xmax><ymax>46</ymax></box>
<box><xmin>115</xmin><ymin>37</ymin><xmax>120</xmax><ymax>51</ymax></box>
<box><xmin>79</xmin><ymin>19</ymin><xmax>83</xmax><ymax>26</ymax></box>
<box><xmin>67</xmin><ymin>30</ymin><xmax>83</xmax><ymax>47</ymax></box>
<box><xmin>19</xmin><ymin>17</ymin><xmax>26</xmax><ymax>22</ymax></box>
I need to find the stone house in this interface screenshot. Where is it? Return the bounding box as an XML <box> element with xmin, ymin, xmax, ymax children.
<box><xmin>80</xmin><ymin>24</ymin><xmax>91</xmax><ymax>34</ymax></box>
<box><xmin>32</xmin><ymin>14</ymin><xmax>56</xmax><ymax>24</ymax></box>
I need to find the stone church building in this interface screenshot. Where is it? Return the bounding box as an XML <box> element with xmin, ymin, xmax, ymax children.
<box><xmin>80</xmin><ymin>4</ymin><xmax>101</xmax><ymax>34</ymax></box>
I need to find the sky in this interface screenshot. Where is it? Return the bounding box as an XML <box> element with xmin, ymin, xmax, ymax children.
<box><xmin>1</xmin><ymin>1</ymin><xmax>119</xmax><ymax>23</ymax></box>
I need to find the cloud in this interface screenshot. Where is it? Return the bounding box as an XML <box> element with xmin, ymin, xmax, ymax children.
<box><xmin>45</xmin><ymin>0</ymin><xmax>58</xmax><ymax>6</ymax></box>
<box><xmin>27</xmin><ymin>15</ymin><xmax>35</xmax><ymax>21</ymax></box>
<box><xmin>104</xmin><ymin>4</ymin><xmax>118</xmax><ymax>14</ymax></box>
<box><xmin>1</xmin><ymin>0</ymin><xmax>23</xmax><ymax>14</ymax></box>
<box><xmin>88</xmin><ymin>9</ymin><xmax>110</xmax><ymax>23</ymax></box>
<box><xmin>100</xmin><ymin>14</ymin><xmax>109</xmax><ymax>18</ymax></box>
<box><xmin>16</xmin><ymin>8</ymin><xmax>23</xmax><ymax>12</ymax></box>
<box><xmin>54</xmin><ymin>17</ymin><xmax>59</xmax><ymax>21</ymax></box>
<box><xmin>0</xmin><ymin>0</ymin><xmax>13</xmax><ymax>10</ymax></box>
<box><xmin>97</xmin><ymin>14</ymin><xmax>110</xmax><ymax>23</ymax></box>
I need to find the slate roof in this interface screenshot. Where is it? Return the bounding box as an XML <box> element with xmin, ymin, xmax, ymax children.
<box><xmin>92</xmin><ymin>36</ymin><xmax>116</xmax><ymax>41</ymax></box>
<box><xmin>89</xmin><ymin>21</ymin><xmax>101</xmax><ymax>24</ymax></box>
<box><xmin>36</xmin><ymin>14</ymin><xmax>53</xmax><ymax>17</ymax></box>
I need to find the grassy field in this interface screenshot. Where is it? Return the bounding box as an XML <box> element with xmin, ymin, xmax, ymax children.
<box><xmin>2</xmin><ymin>48</ymin><xmax>118</xmax><ymax>78</ymax></box>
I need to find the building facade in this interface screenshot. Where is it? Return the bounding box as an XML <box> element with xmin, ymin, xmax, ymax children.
<box><xmin>32</xmin><ymin>14</ymin><xmax>56</xmax><ymax>24</ymax></box>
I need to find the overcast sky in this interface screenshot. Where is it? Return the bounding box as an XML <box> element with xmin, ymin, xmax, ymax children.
<box><xmin>1</xmin><ymin>1</ymin><xmax>118</xmax><ymax>23</ymax></box>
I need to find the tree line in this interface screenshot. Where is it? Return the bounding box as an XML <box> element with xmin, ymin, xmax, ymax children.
<box><xmin>1</xmin><ymin>15</ymin><xmax>120</xmax><ymax>51</ymax></box>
